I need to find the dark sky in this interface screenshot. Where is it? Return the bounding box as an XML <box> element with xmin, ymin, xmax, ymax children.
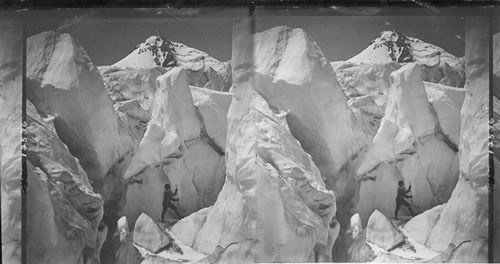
<box><xmin>255</xmin><ymin>16</ymin><xmax>465</xmax><ymax>62</ymax></box>
<box><xmin>27</xmin><ymin>12</ymin><xmax>464</xmax><ymax>66</ymax></box>
<box><xmin>28</xmin><ymin>17</ymin><xmax>235</xmax><ymax>66</ymax></box>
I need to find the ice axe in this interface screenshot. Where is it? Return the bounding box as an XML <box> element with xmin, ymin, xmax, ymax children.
<box><xmin>174</xmin><ymin>184</ymin><xmax>180</xmax><ymax>206</ymax></box>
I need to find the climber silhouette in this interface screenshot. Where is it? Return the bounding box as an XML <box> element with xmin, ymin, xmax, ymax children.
<box><xmin>161</xmin><ymin>183</ymin><xmax>180</xmax><ymax>222</ymax></box>
<box><xmin>394</xmin><ymin>180</ymin><xmax>415</xmax><ymax>220</ymax></box>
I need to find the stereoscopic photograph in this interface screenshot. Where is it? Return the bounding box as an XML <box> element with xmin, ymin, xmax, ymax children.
<box><xmin>0</xmin><ymin>5</ymin><xmax>498</xmax><ymax>264</ymax></box>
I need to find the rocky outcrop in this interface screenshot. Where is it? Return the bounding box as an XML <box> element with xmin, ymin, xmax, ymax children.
<box><xmin>121</xmin><ymin>67</ymin><xmax>226</xmax><ymax>225</ymax></box>
<box><xmin>365</xmin><ymin>210</ymin><xmax>405</xmax><ymax>251</ymax></box>
<box><xmin>424</xmin><ymin>17</ymin><xmax>489</xmax><ymax>257</ymax></box>
<box><xmin>111</xmin><ymin>36</ymin><xmax>232</xmax><ymax>91</ymax></box>
<box><xmin>0</xmin><ymin>19</ymin><xmax>22</xmax><ymax>264</ymax></box>
<box><xmin>26</xmin><ymin>101</ymin><xmax>105</xmax><ymax>264</ymax></box>
<box><xmin>27</xmin><ymin>31</ymin><xmax>134</xmax><ymax>205</ymax></box>
<box><xmin>356</xmin><ymin>63</ymin><xmax>460</xmax><ymax>223</ymax></box>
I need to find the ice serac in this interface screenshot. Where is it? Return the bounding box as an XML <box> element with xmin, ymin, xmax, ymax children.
<box><xmin>99</xmin><ymin>66</ymin><xmax>166</xmax><ymax>110</ymax></box>
<box><xmin>424</xmin><ymin>82</ymin><xmax>465</xmax><ymax>147</ymax></box>
<box><xmin>190</xmin><ymin>86</ymin><xmax>232</xmax><ymax>150</ymax></box>
<box><xmin>332</xmin><ymin>213</ymin><xmax>375</xmax><ymax>262</ymax></box>
<box><xmin>26</xmin><ymin>101</ymin><xmax>105</xmax><ymax>264</ymax></box>
<box><xmin>349</xmin><ymin>31</ymin><xmax>465</xmax><ymax>87</ymax></box>
<box><xmin>98</xmin><ymin>66</ymin><xmax>167</xmax><ymax>143</ymax></box>
<box><xmin>336</xmin><ymin>63</ymin><xmax>464</xmax><ymax>142</ymax></box>
<box><xmin>115</xmin><ymin>217</ymin><xmax>144</xmax><ymax>264</ymax></box>
<box><xmin>403</xmin><ymin>204</ymin><xmax>444</xmax><ymax>245</ymax></box>
<box><xmin>171</xmin><ymin>207</ymin><xmax>211</xmax><ymax>248</ymax></box>
<box><xmin>447</xmin><ymin>240</ymin><xmax>488</xmax><ymax>263</ymax></box>
<box><xmin>0</xmin><ymin>19</ymin><xmax>22</xmax><ymax>264</ymax></box>
<box><xmin>333</xmin><ymin>62</ymin><xmax>399</xmax><ymax>141</ymax></box>
<box><xmin>113</xmin><ymin>99</ymin><xmax>151</xmax><ymax>144</ymax></box>
<box><xmin>252</xmin><ymin>25</ymin><xmax>366</xmax><ymax>202</ymax></box>
<box><xmin>348</xmin><ymin>95</ymin><xmax>385</xmax><ymax>139</ymax></box>
<box><xmin>426</xmin><ymin>18</ymin><xmax>489</xmax><ymax>257</ymax></box>
<box><xmin>122</xmin><ymin>67</ymin><xmax>226</xmax><ymax>225</ymax></box>
<box><xmin>356</xmin><ymin>63</ymin><xmax>459</xmax><ymax>223</ymax></box>
<box><xmin>334</xmin><ymin>61</ymin><xmax>400</xmax><ymax>103</ymax></box>
<box><xmin>26</xmin><ymin>31</ymin><xmax>134</xmax><ymax>203</ymax></box>
<box><xmin>174</xmin><ymin>23</ymin><xmax>340</xmax><ymax>260</ymax></box>
<box><xmin>112</xmin><ymin>36</ymin><xmax>232</xmax><ymax>91</ymax></box>
<box><xmin>365</xmin><ymin>210</ymin><xmax>405</xmax><ymax>251</ymax></box>
<box><xmin>172</xmin><ymin>83</ymin><xmax>338</xmax><ymax>262</ymax></box>
<box><xmin>133</xmin><ymin>213</ymin><xmax>172</xmax><ymax>253</ymax></box>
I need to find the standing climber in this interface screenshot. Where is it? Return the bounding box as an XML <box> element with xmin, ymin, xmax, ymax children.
<box><xmin>394</xmin><ymin>180</ymin><xmax>415</xmax><ymax>220</ymax></box>
<box><xmin>161</xmin><ymin>183</ymin><xmax>180</xmax><ymax>222</ymax></box>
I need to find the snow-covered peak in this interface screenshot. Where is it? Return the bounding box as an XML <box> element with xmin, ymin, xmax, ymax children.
<box><xmin>347</xmin><ymin>31</ymin><xmax>465</xmax><ymax>87</ymax></box>
<box><xmin>113</xmin><ymin>35</ymin><xmax>223</xmax><ymax>71</ymax></box>
<box><xmin>112</xmin><ymin>35</ymin><xmax>175</xmax><ymax>69</ymax></box>
<box><xmin>111</xmin><ymin>35</ymin><xmax>232</xmax><ymax>91</ymax></box>
<box><xmin>349</xmin><ymin>31</ymin><xmax>462</xmax><ymax>69</ymax></box>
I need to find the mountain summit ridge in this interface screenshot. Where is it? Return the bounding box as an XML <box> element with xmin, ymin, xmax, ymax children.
<box><xmin>347</xmin><ymin>30</ymin><xmax>465</xmax><ymax>88</ymax></box>
<box><xmin>115</xmin><ymin>35</ymin><xmax>223</xmax><ymax>71</ymax></box>
<box><xmin>351</xmin><ymin>30</ymin><xmax>463</xmax><ymax>67</ymax></box>
<box><xmin>106</xmin><ymin>35</ymin><xmax>232</xmax><ymax>91</ymax></box>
